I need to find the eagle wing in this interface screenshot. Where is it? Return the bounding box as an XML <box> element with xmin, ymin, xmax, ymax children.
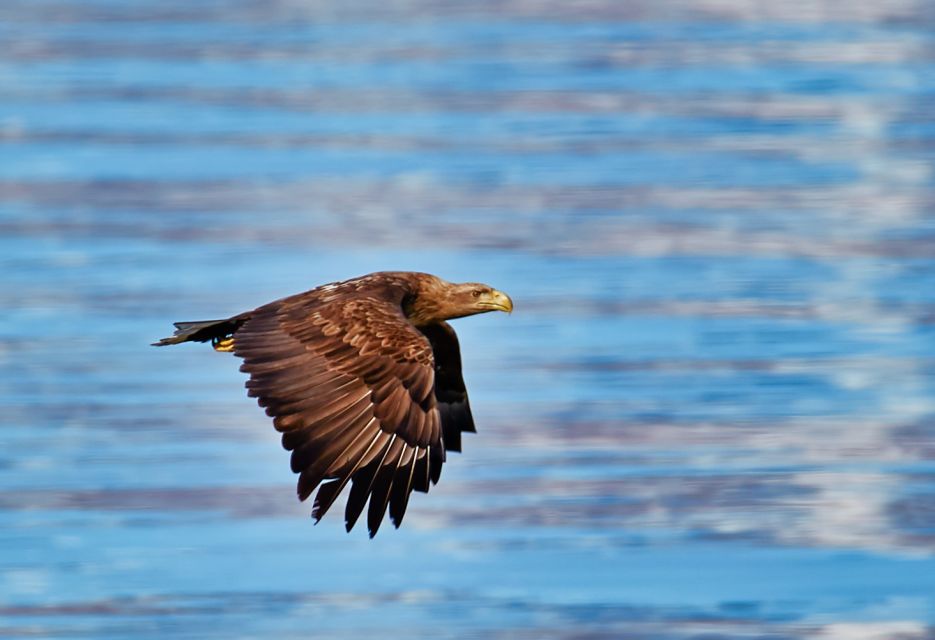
<box><xmin>233</xmin><ymin>291</ymin><xmax>447</xmax><ymax>537</ymax></box>
<box><xmin>419</xmin><ymin>322</ymin><xmax>475</xmax><ymax>454</ymax></box>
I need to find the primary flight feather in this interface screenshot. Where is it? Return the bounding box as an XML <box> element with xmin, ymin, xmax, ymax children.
<box><xmin>153</xmin><ymin>271</ymin><xmax>513</xmax><ymax>537</ymax></box>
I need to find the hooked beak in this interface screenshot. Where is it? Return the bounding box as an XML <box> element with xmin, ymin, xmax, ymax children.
<box><xmin>486</xmin><ymin>289</ymin><xmax>513</xmax><ymax>314</ymax></box>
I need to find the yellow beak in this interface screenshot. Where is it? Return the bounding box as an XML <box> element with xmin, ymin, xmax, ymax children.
<box><xmin>488</xmin><ymin>289</ymin><xmax>513</xmax><ymax>314</ymax></box>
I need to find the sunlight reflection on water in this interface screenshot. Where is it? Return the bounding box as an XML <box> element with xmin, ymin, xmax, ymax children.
<box><xmin>1</xmin><ymin>0</ymin><xmax>935</xmax><ymax>638</ymax></box>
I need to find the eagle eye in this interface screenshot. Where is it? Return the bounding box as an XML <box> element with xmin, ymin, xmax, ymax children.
<box><xmin>471</xmin><ymin>289</ymin><xmax>482</xmax><ymax>298</ymax></box>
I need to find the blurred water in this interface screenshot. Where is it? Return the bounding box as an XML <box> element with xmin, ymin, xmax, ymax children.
<box><xmin>2</xmin><ymin>1</ymin><xmax>935</xmax><ymax>638</ymax></box>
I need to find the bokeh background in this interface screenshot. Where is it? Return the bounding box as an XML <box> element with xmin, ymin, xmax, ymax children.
<box><xmin>2</xmin><ymin>1</ymin><xmax>935</xmax><ymax>638</ymax></box>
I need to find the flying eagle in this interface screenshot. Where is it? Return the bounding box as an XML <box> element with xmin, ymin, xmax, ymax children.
<box><xmin>154</xmin><ymin>271</ymin><xmax>513</xmax><ymax>537</ymax></box>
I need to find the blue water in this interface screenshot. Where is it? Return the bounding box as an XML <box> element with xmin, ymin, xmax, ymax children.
<box><xmin>2</xmin><ymin>1</ymin><xmax>935</xmax><ymax>638</ymax></box>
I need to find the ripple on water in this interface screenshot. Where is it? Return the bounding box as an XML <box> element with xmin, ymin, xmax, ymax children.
<box><xmin>2</xmin><ymin>0</ymin><xmax>935</xmax><ymax>638</ymax></box>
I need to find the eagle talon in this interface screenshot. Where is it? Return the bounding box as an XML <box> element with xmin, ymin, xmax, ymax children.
<box><xmin>212</xmin><ymin>336</ymin><xmax>235</xmax><ymax>352</ymax></box>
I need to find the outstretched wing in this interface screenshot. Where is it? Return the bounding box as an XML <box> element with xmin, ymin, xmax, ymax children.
<box><xmin>419</xmin><ymin>322</ymin><xmax>475</xmax><ymax>453</ymax></box>
<box><xmin>232</xmin><ymin>292</ymin><xmax>445</xmax><ymax>537</ymax></box>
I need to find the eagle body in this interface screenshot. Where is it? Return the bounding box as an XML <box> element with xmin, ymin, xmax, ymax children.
<box><xmin>154</xmin><ymin>271</ymin><xmax>512</xmax><ymax>537</ymax></box>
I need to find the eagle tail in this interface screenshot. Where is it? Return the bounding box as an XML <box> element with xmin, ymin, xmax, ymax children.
<box><xmin>151</xmin><ymin>319</ymin><xmax>240</xmax><ymax>349</ymax></box>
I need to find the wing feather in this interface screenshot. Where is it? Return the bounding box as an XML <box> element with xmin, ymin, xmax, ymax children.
<box><xmin>311</xmin><ymin>425</ymin><xmax>389</xmax><ymax>520</ymax></box>
<box><xmin>411</xmin><ymin>448</ymin><xmax>430</xmax><ymax>494</ymax></box>
<box><xmin>389</xmin><ymin>447</ymin><xmax>419</xmax><ymax>528</ymax></box>
<box><xmin>418</xmin><ymin>322</ymin><xmax>476</xmax><ymax>453</ymax></box>
<box><xmin>344</xmin><ymin>434</ymin><xmax>397</xmax><ymax>532</ymax></box>
<box><xmin>232</xmin><ymin>283</ymin><xmax>449</xmax><ymax>534</ymax></box>
<box><xmin>290</xmin><ymin>400</ymin><xmax>374</xmax><ymax>474</ymax></box>
<box><xmin>366</xmin><ymin>438</ymin><xmax>406</xmax><ymax>537</ymax></box>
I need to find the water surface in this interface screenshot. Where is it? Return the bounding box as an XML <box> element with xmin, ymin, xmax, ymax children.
<box><xmin>2</xmin><ymin>1</ymin><xmax>935</xmax><ymax>638</ymax></box>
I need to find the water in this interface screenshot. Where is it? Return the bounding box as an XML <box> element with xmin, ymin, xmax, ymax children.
<box><xmin>2</xmin><ymin>1</ymin><xmax>935</xmax><ymax>638</ymax></box>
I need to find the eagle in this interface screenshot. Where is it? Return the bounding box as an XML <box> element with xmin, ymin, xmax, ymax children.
<box><xmin>153</xmin><ymin>271</ymin><xmax>513</xmax><ymax>537</ymax></box>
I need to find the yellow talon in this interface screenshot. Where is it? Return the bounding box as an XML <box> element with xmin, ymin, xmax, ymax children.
<box><xmin>212</xmin><ymin>336</ymin><xmax>235</xmax><ymax>352</ymax></box>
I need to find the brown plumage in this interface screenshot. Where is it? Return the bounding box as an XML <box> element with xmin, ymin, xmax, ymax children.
<box><xmin>153</xmin><ymin>271</ymin><xmax>513</xmax><ymax>537</ymax></box>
